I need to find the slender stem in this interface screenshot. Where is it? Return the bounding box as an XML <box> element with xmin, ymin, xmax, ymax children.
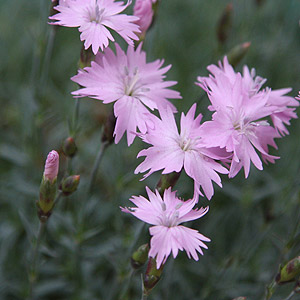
<box><xmin>141</xmin><ymin>292</ymin><xmax>148</xmax><ymax>300</ymax></box>
<box><xmin>28</xmin><ymin>221</ymin><xmax>46</xmax><ymax>299</ymax></box>
<box><xmin>283</xmin><ymin>291</ymin><xmax>295</xmax><ymax>300</ymax></box>
<box><xmin>264</xmin><ymin>280</ymin><xmax>277</xmax><ymax>300</ymax></box>
<box><xmin>72</xmin><ymin>98</ymin><xmax>80</xmax><ymax>137</ymax></box>
<box><xmin>88</xmin><ymin>140</ymin><xmax>109</xmax><ymax>194</ymax></box>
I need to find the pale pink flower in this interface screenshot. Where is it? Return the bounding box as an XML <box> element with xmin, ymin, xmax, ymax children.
<box><xmin>196</xmin><ymin>57</ymin><xmax>288</xmax><ymax>178</ymax></box>
<box><xmin>197</xmin><ymin>57</ymin><xmax>298</xmax><ymax>136</ymax></box>
<box><xmin>121</xmin><ymin>187</ymin><xmax>210</xmax><ymax>268</ymax></box>
<box><xmin>133</xmin><ymin>0</ymin><xmax>154</xmax><ymax>36</ymax></box>
<box><xmin>43</xmin><ymin>150</ymin><xmax>59</xmax><ymax>181</ymax></box>
<box><xmin>49</xmin><ymin>0</ymin><xmax>140</xmax><ymax>55</ymax></box>
<box><xmin>72</xmin><ymin>43</ymin><xmax>181</xmax><ymax>145</ymax></box>
<box><xmin>135</xmin><ymin>104</ymin><xmax>228</xmax><ymax>200</ymax></box>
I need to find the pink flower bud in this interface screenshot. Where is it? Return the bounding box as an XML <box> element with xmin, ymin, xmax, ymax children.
<box><xmin>134</xmin><ymin>0</ymin><xmax>154</xmax><ymax>36</ymax></box>
<box><xmin>43</xmin><ymin>150</ymin><xmax>59</xmax><ymax>181</ymax></box>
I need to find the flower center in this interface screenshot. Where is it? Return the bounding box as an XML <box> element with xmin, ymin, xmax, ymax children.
<box><xmin>90</xmin><ymin>4</ymin><xmax>105</xmax><ymax>24</ymax></box>
<box><xmin>123</xmin><ymin>67</ymin><xmax>141</xmax><ymax>96</ymax></box>
<box><xmin>178</xmin><ymin>130</ymin><xmax>199</xmax><ymax>152</ymax></box>
<box><xmin>159</xmin><ymin>203</ymin><xmax>183</xmax><ymax>227</ymax></box>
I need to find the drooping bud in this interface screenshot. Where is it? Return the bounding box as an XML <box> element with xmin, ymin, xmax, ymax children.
<box><xmin>227</xmin><ymin>42</ymin><xmax>251</xmax><ymax>68</ymax></box>
<box><xmin>217</xmin><ymin>3</ymin><xmax>233</xmax><ymax>44</ymax></box>
<box><xmin>79</xmin><ymin>45</ymin><xmax>95</xmax><ymax>69</ymax></box>
<box><xmin>101</xmin><ymin>109</ymin><xmax>116</xmax><ymax>145</ymax></box>
<box><xmin>37</xmin><ymin>150</ymin><xmax>59</xmax><ymax>221</ymax></box>
<box><xmin>143</xmin><ymin>257</ymin><xmax>164</xmax><ymax>294</ymax></box>
<box><xmin>276</xmin><ymin>256</ymin><xmax>300</xmax><ymax>284</ymax></box>
<box><xmin>43</xmin><ymin>150</ymin><xmax>59</xmax><ymax>182</ymax></box>
<box><xmin>131</xmin><ymin>244</ymin><xmax>149</xmax><ymax>269</ymax></box>
<box><xmin>60</xmin><ymin>175</ymin><xmax>80</xmax><ymax>196</ymax></box>
<box><xmin>62</xmin><ymin>137</ymin><xmax>77</xmax><ymax>157</ymax></box>
<box><xmin>134</xmin><ymin>0</ymin><xmax>154</xmax><ymax>40</ymax></box>
<box><xmin>157</xmin><ymin>171</ymin><xmax>181</xmax><ymax>195</ymax></box>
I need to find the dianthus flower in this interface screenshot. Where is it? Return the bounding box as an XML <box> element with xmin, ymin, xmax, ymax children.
<box><xmin>49</xmin><ymin>0</ymin><xmax>140</xmax><ymax>54</ymax></box>
<box><xmin>121</xmin><ymin>187</ymin><xmax>210</xmax><ymax>268</ymax></box>
<box><xmin>135</xmin><ymin>104</ymin><xmax>228</xmax><ymax>200</ymax></box>
<box><xmin>72</xmin><ymin>43</ymin><xmax>181</xmax><ymax>145</ymax></box>
<box><xmin>196</xmin><ymin>57</ymin><xmax>298</xmax><ymax>178</ymax></box>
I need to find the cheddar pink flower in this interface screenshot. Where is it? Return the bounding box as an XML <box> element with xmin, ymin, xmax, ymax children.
<box><xmin>135</xmin><ymin>104</ymin><xmax>228</xmax><ymax>200</ymax></box>
<box><xmin>121</xmin><ymin>187</ymin><xmax>210</xmax><ymax>268</ymax></box>
<box><xmin>72</xmin><ymin>43</ymin><xmax>181</xmax><ymax>145</ymax></box>
<box><xmin>196</xmin><ymin>57</ymin><xmax>293</xmax><ymax>178</ymax></box>
<box><xmin>49</xmin><ymin>0</ymin><xmax>140</xmax><ymax>54</ymax></box>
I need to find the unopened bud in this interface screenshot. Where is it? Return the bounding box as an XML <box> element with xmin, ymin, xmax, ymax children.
<box><xmin>276</xmin><ymin>256</ymin><xmax>300</xmax><ymax>284</ymax></box>
<box><xmin>60</xmin><ymin>175</ymin><xmax>80</xmax><ymax>196</ymax></box>
<box><xmin>43</xmin><ymin>150</ymin><xmax>59</xmax><ymax>182</ymax></box>
<box><xmin>134</xmin><ymin>0</ymin><xmax>154</xmax><ymax>39</ymax></box>
<box><xmin>227</xmin><ymin>42</ymin><xmax>251</xmax><ymax>68</ymax></box>
<box><xmin>62</xmin><ymin>137</ymin><xmax>77</xmax><ymax>157</ymax></box>
<box><xmin>143</xmin><ymin>257</ymin><xmax>164</xmax><ymax>294</ymax></box>
<box><xmin>217</xmin><ymin>3</ymin><xmax>233</xmax><ymax>44</ymax></box>
<box><xmin>157</xmin><ymin>171</ymin><xmax>181</xmax><ymax>195</ymax></box>
<box><xmin>131</xmin><ymin>244</ymin><xmax>149</xmax><ymax>269</ymax></box>
<box><xmin>233</xmin><ymin>298</ymin><xmax>246</xmax><ymax>300</ymax></box>
<box><xmin>101</xmin><ymin>109</ymin><xmax>116</xmax><ymax>144</ymax></box>
<box><xmin>37</xmin><ymin>151</ymin><xmax>59</xmax><ymax>221</ymax></box>
<box><xmin>79</xmin><ymin>46</ymin><xmax>94</xmax><ymax>69</ymax></box>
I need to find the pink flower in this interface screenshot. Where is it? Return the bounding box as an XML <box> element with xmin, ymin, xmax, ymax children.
<box><xmin>72</xmin><ymin>43</ymin><xmax>181</xmax><ymax>145</ymax></box>
<box><xmin>135</xmin><ymin>104</ymin><xmax>228</xmax><ymax>200</ymax></box>
<box><xmin>43</xmin><ymin>150</ymin><xmax>59</xmax><ymax>181</ymax></box>
<box><xmin>121</xmin><ymin>187</ymin><xmax>210</xmax><ymax>268</ymax></box>
<box><xmin>49</xmin><ymin>0</ymin><xmax>140</xmax><ymax>55</ymax></box>
<box><xmin>133</xmin><ymin>0</ymin><xmax>154</xmax><ymax>36</ymax></box>
<box><xmin>196</xmin><ymin>57</ymin><xmax>292</xmax><ymax>178</ymax></box>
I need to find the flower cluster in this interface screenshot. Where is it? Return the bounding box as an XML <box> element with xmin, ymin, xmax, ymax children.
<box><xmin>50</xmin><ymin>0</ymin><xmax>299</xmax><ymax>271</ymax></box>
<box><xmin>196</xmin><ymin>57</ymin><xmax>299</xmax><ymax>178</ymax></box>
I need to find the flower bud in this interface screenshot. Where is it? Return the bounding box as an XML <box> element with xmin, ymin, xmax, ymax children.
<box><xmin>227</xmin><ymin>42</ymin><xmax>251</xmax><ymax>68</ymax></box>
<box><xmin>233</xmin><ymin>298</ymin><xmax>246</xmax><ymax>300</ymax></box>
<box><xmin>43</xmin><ymin>150</ymin><xmax>59</xmax><ymax>182</ymax></box>
<box><xmin>79</xmin><ymin>45</ymin><xmax>94</xmax><ymax>69</ymax></box>
<box><xmin>157</xmin><ymin>171</ymin><xmax>181</xmax><ymax>195</ymax></box>
<box><xmin>217</xmin><ymin>3</ymin><xmax>233</xmax><ymax>44</ymax></box>
<box><xmin>37</xmin><ymin>151</ymin><xmax>59</xmax><ymax>221</ymax></box>
<box><xmin>101</xmin><ymin>109</ymin><xmax>116</xmax><ymax>145</ymax></box>
<box><xmin>143</xmin><ymin>257</ymin><xmax>164</xmax><ymax>294</ymax></box>
<box><xmin>60</xmin><ymin>175</ymin><xmax>80</xmax><ymax>196</ymax></box>
<box><xmin>62</xmin><ymin>137</ymin><xmax>77</xmax><ymax>157</ymax></box>
<box><xmin>134</xmin><ymin>0</ymin><xmax>154</xmax><ymax>39</ymax></box>
<box><xmin>131</xmin><ymin>244</ymin><xmax>149</xmax><ymax>269</ymax></box>
<box><xmin>276</xmin><ymin>256</ymin><xmax>300</xmax><ymax>284</ymax></box>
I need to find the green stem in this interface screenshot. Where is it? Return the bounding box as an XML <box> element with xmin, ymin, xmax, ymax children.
<box><xmin>141</xmin><ymin>292</ymin><xmax>148</xmax><ymax>300</ymax></box>
<box><xmin>28</xmin><ymin>221</ymin><xmax>46</xmax><ymax>299</ymax></box>
<box><xmin>72</xmin><ymin>98</ymin><xmax>80</xmax><ymax>137</ymax></box>
<box><xmin>264</xmin><ymin>280</ymin><xmax>277</xmax><ymax>300</ymax></box>
<box><xmin>88</xmin><ymin>140</ymin><xmax>109</xmax><ymax>194</ymax></box>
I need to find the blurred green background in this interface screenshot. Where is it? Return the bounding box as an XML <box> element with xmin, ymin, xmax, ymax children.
<box><xmin>0</xmin><ymin>0</ymin><xmax>300</xmax><ymax>299</ymax></box>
